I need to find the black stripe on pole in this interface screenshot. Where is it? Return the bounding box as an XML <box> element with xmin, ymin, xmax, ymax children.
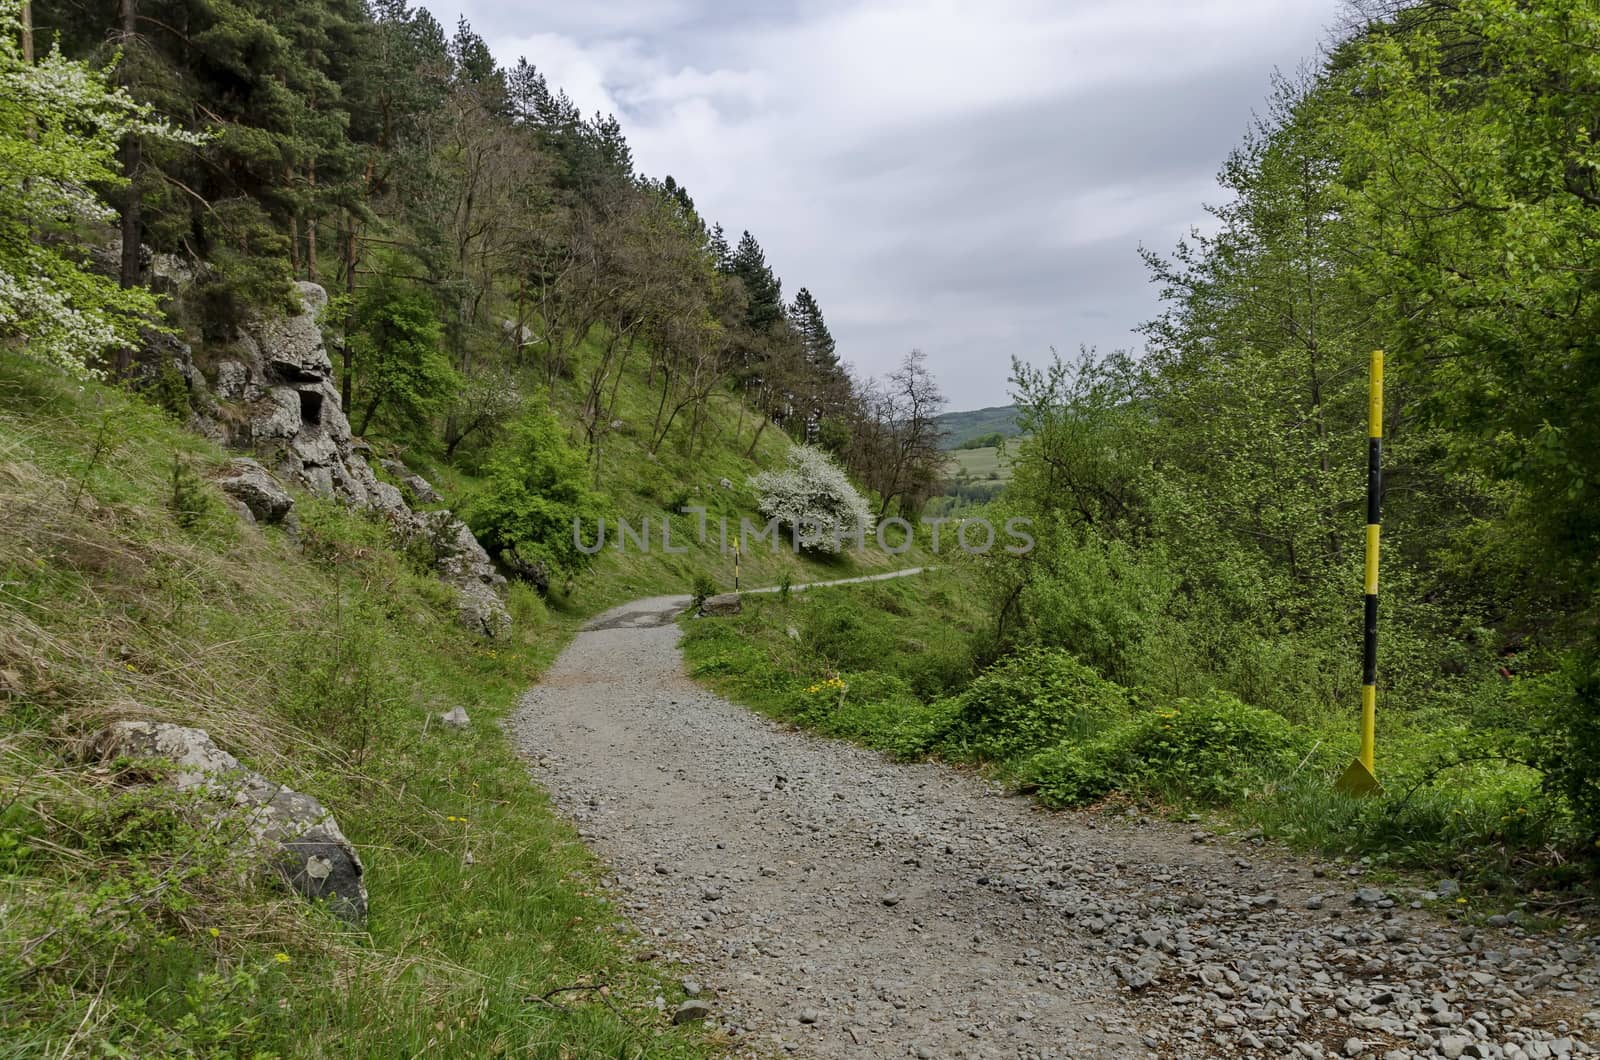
<box><xmin>1363</xmin><ymin>594</ymin><xmax>1379</xmax><ymax>686</ymax></box>
<box><xmin>1367</xmin><ymin>438</ymin><xmax>1382</xmax><ymax>525</ymax></box>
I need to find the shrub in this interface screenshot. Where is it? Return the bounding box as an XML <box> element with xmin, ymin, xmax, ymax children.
<box><xmin>465</xmin><ymin>406</ymin><xmax>609</xmax><ymax>587</ymax></box>
<box><xmin>690</xmin><ymin>573</ymin><xmax>716</xmax><ymax>610</ymax></box>
<box><xmin>1012</xmin><ymin>531</ymin><xmax>1177</xmax><ymax>685</ymax></box>
<box><xmin>749</xmin><ymin>445</ymin><xmax>871</xmax><ymax>553</ymax></box>
<box><xmin>1024</xmin><ymin>690</ymin><xmax>1308</xmax><ymax>806</ymax></box>
<box><xmin>800</xmin><ymin>600</ymin><xmax>896</xmax><ymax>671</ymax></box>
<box><xmin>941</xmin><ymin>647</ymin><xmax>1133</xmax><ymax>763</ymax></box>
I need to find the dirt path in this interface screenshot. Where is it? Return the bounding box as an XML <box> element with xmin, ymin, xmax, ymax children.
<box><xmin>512</xmin><ymin>580</ymin><xmax>1598</xmax><ymax>1059</ymax></box>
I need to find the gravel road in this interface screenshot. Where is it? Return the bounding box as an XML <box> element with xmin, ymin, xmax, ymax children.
<box><xmin>511</xmin><ymin>580</ymin><xmax>1599</xmax><ymax>1059</ymax></box>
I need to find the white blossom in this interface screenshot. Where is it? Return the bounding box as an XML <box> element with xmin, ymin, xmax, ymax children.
<box><xmin>749</xmin><ymin>446</ymin><xmax>874</xmax><ymax>553</ymax></box>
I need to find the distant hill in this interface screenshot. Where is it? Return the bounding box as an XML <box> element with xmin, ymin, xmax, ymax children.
<box><xmin>935</xmin><ymin>405</ymin><xmax>1022</xmax><ymax>449</ymax></box>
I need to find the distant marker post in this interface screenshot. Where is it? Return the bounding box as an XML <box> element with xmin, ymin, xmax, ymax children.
<box><xmin>733</xmin><ymin>536</ymin><xmax>741</xmax><ymax>592</ymax></box>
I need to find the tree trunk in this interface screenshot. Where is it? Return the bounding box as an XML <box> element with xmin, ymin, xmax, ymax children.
<box><xmin>357</xmin><ymin>394</ymin><xmax>380</xmax><ymax>436</ymax></box>
<box><xmin>744</xmin><ymin>415</ymin><xmax>767</xmax><ymax>460</ymax></box>
<box><xmin>340</xmin><ymin>211</ymin><xmax>357</xmax><ymax>409</ymax></box>
<box><xmin>113</xmin><ymin>0</ymin><xmax>140</xmax><ymax>378</ymax></box>
<box><xmin>305</xmin><ymin>159</ymin><xmax>318</xmax><ymax>282</ymax></box>
<box><xmin>20</xmin><ymin>1</ymin><xmax>33</xmax><ymax>62</ymax></box>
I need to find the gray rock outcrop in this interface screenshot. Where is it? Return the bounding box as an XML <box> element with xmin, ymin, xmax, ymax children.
<box><xmin>379</xmin><ymin>459</ymin><xmax>443</xmax><ymax>505</ymax></box>
<box><xmin>204</xmin><ymin>282</ymin><xmax>385</xmax><ymax>507</ymax></box>
<box><xmin>89</xmin><ymin>720</ymin><xmax>367</xmax><ymax>925</ymax></box>
<box><xmin>162</xmin><ymin>282</ymin><xmax>512</xmax><ymax>637</ymax></box>
<box><xmin>214</xmin><ymin>457</ymin><xmax>295</xmax><ymax>525</ymax></box>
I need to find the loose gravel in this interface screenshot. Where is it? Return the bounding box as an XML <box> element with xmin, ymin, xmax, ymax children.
<box><xmin>511</xmin><ymin>588</ymin><xmax>1599</xmax><ymax>1059</ymax></box>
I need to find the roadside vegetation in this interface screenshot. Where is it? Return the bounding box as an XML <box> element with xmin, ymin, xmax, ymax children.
<box><xmin>684</xmin><ymin>566</ymin><xmax>1585</xmax><ymax>896</ymax></box>
<box><xmin>0</xmin><ymin>357</ymin><xmax>723</xmax><ymax>1056</ymax></box>
<box><xmin>691</xmin><ymin>0</ymin><xmax>1600</xmax><ymax>903</ymax></box>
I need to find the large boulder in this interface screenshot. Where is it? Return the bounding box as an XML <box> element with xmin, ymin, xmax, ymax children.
<box><xmin>700</xmin><ymin>593</ymin><xmax>743</xmax><ymax>617</ymax></box>
<box><xmin>417</xmin><ymin>511</ymin><xmax>512</xmax><ymax>638</ymax></box>
<box><xmin>214</xmin><ymin>458</ymin><xmax>294</xmax><ymax>525</ymax></box>
<box><xmin>89</xmin><ymin>721</ymin><xmax>367</xmax><ymax>925</ymax></box>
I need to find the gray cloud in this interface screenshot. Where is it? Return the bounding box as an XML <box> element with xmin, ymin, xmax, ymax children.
<box><xmin>424</xmin><ymin>0</ymin><xmax>1343</xmax><ymax>407</ymax></box>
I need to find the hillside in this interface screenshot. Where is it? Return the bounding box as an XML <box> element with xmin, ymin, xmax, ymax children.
<box><xmin>0</xmin><ymin>305</ymin><xmax>915</xmax><ymax>1052</ymax></box>
<box><xmin>933</xmin><ymin>404</ymin><xmax>1022</xmax><ymax>448</ymax></box>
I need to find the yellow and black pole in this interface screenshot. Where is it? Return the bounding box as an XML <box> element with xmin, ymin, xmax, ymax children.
<box><xmin>1337</xmin><ymin>350</ymin><xmax>1384</xmax><ymax>796</ymax></box>
<box><xmin>733</xmin><ymin>536</ymin><xmax>741</xmax><ymax>592</ymax></box>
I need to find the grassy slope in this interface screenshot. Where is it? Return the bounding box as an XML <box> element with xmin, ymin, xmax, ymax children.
<box><xmin>947</xmin><ymin>445</ymin><xmax>1012</xmax><ymax>484</ymax></box>
<box><xmin>2</xmin><ymin>339</ymin><xmax>915</xmax><ymax>1056</ymax></box>
<box><xmin>682</xmin><ymin>563</ymin><xmax>1587</xmax><ymax>898</ymax></box>
<box><xmin>408</xmin><ymin>335</ymin><xmax>922</xmax><ymax>615</ymax></box>
<box><xmin>682</xmin><ymin>571</ymin><xmax>988</xmax><ymax>755</ymax></box>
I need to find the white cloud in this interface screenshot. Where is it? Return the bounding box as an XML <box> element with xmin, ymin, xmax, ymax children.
<box><xmin>428</xmin><ymin>0</ymin><xmax>1343</xmax><ymax>405</ymax></box>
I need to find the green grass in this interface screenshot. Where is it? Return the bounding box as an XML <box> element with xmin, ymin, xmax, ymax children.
<box><xmin>681</xmin><ymin>568</ymin><xmax>1592</xmax><ymax>899</ymax></box>
<box><xmin>947</xmin><ymin>445</ymin><xmax>1012</xmax><ymax>483</ymax></box>
<box><xmin>0</xmin><ymin>358</ymin><xmax>717</xmax><ymax>1057</ymax></box>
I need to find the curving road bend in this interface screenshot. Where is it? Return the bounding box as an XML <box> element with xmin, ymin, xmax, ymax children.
<box><xmin>511</xmin><ymin>576</ymin><xmax>1599</xmax><ymax>1059</ymax></box>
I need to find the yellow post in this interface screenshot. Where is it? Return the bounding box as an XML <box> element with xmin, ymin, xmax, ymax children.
<box><xmin>733</xmin><ymin>536</ymin><xmax>741</xmax><ymax>592</ymax></box>
<box><xmin>1338</xmin><ymin>350</ymin><xmax>1384</xmax><ymax>796</ymax></box>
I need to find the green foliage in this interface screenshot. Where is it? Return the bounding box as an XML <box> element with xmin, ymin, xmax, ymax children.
<box><xmin>466</xmin><ymin>405</ymin><xmax>609</xmax><ymax>583</ymax></box>
<box><xmin>167</xmin><ymin>456</ymin><xmax>233</xmax><ymax>544</ymax></box>
<box><xmin>0</xmin><ymin>0</ymin><xmax>196</xmax><ymax>375</ymax></box>
<box><xmin>1003</xmin><ymin>529</ymin><xmax>1177</xmax><ymax>686</ymax></box>
<box><xmin>349</xmin><ymin>275</ymin><xmax>458</xmax><ymax>437</ymax></box>
<box><xmin>1023</xmin><ymin>691</ymin><xmax>1308</xmax><ymax>807</ymax></box>
<box><xmin>942</xmin><ymin>647</ymin><xmax>1133</xmax><ymax>763</ymax></box>
<box><xmin>690</xmin><ymin>573</ymin><xmax>716</xmax><ymax>610</ymax></box>
<box><xmin>956</xmin><ymin>432</ymin><xmax>1006</xmax><ymax>451</ymax></box>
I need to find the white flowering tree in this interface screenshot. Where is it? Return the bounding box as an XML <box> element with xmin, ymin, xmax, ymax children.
<box><xmin>0</xmin><ymin>1</ymin><xmax>202</xmax><ymax>376</ymax></box>
<box><xmin>750</xmin><ymin>445</ymin><xmax>873</xmax><ymax>552</ymax></box>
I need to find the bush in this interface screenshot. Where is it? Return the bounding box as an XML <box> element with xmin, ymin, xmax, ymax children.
<box><xmin>690</xmin><ymin>573</ymin><xmax>716</xmax><ymax>610</ymax></box>
<box><xmin>1520</xmin><ymin>649</ymin><xmax>1600</xmax><ymax>842</ymax></box>
<box><xmin>1012</xmin><ymin>531</ymin><xmax>1176</xmax><ymax>685</ymax></box>
<box><xmin>800</xmin><ymin>600</ymin><xmax>896</xmax><ymax>671</ymax></box>
<box><xmin>1024</xmin><ymin>690</ymin><xmax>1308</xmax><ymax>806</ymax></box>
<box><xmin>465</xmin><ymin>406</ymin><xmax>609</xmax><ymax>587</ymax></box>
<box><xmin>749</xmin><ymin>445</ymin><xmax>871</xmax><ymax>553</ymax></box>
<box><xmin>940</xmin><ymin>647</ymin><xmax>1133</xmax><ymax>763</ymax></box>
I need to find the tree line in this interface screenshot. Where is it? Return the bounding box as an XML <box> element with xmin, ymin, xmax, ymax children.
<box><xmin>19</xmin><ymin>0</ymin><xmax>950</xmax><ymax>520</ymax></box>
<box><xmin>978</xmin><ymin>0</ymin><xmax>1600</xmax><ymax>843</ymax></box>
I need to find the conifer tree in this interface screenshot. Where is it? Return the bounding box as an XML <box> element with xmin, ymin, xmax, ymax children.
<box><xmin>731</xmin><ymin>230</ymin><xmax>783</xmax><ymax>333</ymax></box>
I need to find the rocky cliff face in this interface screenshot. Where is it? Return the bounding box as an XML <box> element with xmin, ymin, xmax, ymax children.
<box><xmin>177</xmin><ymin>282</ymin><xmax>510</xmax><ymax>637</ymax></box>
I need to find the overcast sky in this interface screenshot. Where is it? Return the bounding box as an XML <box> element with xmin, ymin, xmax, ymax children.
<box><xmin>421</xmin><ymin>0</ymin><xmax>1345</xmax><ymax>410</ymax></box>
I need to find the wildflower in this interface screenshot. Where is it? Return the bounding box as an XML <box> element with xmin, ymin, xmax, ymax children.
<box><xmin>208</xmin><ymin>927</ymin><xmax>220</xmax><ymax>938</ymax></box>
<box><xmin>273</xmin><ymin>952</ymin><xmax>291</xmax><ymax>964</ymax></box>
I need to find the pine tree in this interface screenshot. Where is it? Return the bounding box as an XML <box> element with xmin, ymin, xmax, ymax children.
<box><xmin>789</xmin><ymin>288</ymin><xmax>836</xmax><ymax>368</ymax></box>
<box><xmin>731</xmin><ymin>230</ymin><xmax>783</xmax><ymax>333</ymax></box>
<box><xmin>708</xmin><ymin>223</ymin><xmax>732</xmax><ymax>273</ymax></box>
